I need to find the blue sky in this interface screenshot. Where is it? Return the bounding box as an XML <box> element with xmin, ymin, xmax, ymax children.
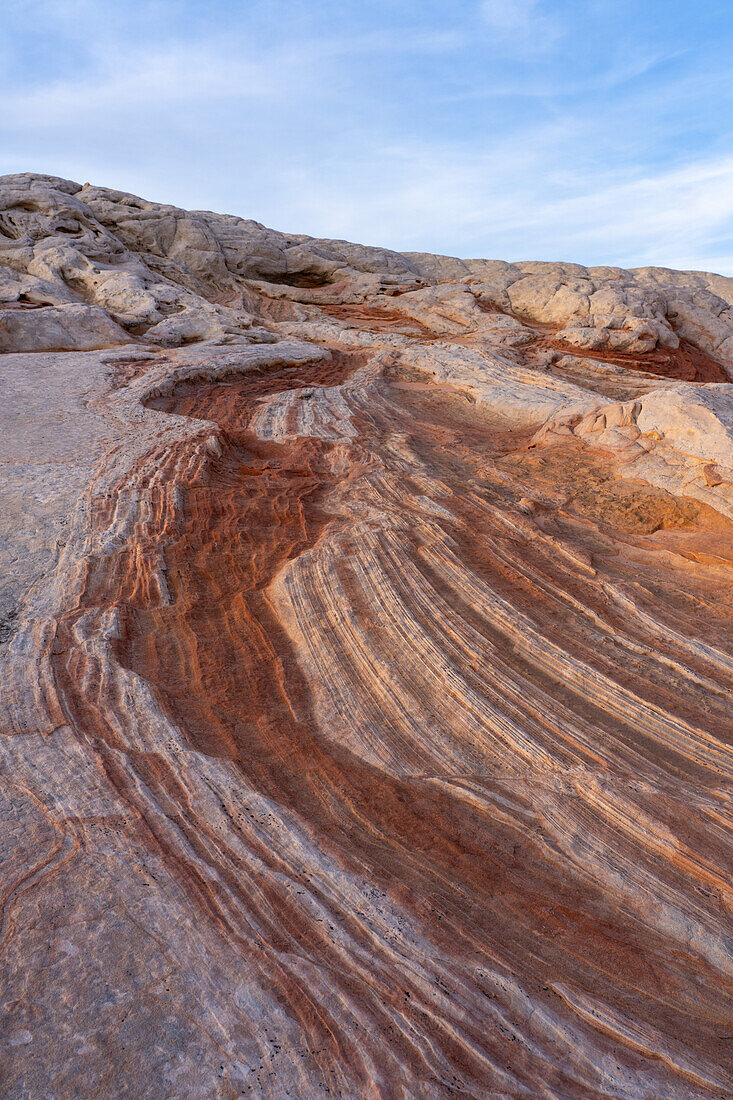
<box><xmin>3</xmin><ymin>0</ymin><xmax>733</xmax><ymax>271</ymax></box>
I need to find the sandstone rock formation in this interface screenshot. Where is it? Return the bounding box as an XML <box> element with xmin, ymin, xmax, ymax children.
<box><xmin>1</xmin><ymin>172</ymin><xmax>733</xmax><ymax>1099</ymax></box>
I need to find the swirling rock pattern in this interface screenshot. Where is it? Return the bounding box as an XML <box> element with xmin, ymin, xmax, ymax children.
<box><xmin>1</xmin><ymin>174</ymin><xmax>733</xmax><ymax>1098</ymax></box>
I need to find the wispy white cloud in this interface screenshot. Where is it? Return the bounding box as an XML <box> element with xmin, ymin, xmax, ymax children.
<box><xmin>535</xmin><ymin>154</ymin><xmax>733</xmax><ymax>270</ymax></box>
<box><xmin>0</xmin><ymin>9</ymin><xmax>462</xmax><ymax>125</ymax></box>
<box><xmin>259</xmin><ymin>136</ymin><xmax>733</xmax><ymax>274</ymax></box>
<box><xmin>478</xmin><ymin>0</ymin><xmax>561</xmax><ymax>46</ymax></box>
<box><xmin>2</xmin><ymin>44</ymin><xmax>296</xmax><ymax>122</ymax></box>
<box><xmin>480</xmin><ymin>0</ymin><xmax>540</xmax><ymax>32</ymax></box>
<box><xmin>430</xmin><ymin>46</ymin><xmax>676</xmax><ymax>104</ymax></box>
<box><xmin>1</xmin><ymin>0</ymin><xmax>732</xmax><ymax>273</ymax></box>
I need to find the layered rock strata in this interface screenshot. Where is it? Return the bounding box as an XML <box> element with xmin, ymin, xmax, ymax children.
<box><xmin>1</xmin><ymin>174</ymin><xmax>733</xmax><ymax>1099</ymax></box>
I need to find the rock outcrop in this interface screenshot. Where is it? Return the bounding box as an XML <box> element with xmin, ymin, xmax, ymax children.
<box><xmin>1</xmin><ymin>173</ymin><xmax>733</xmax><ymax>1099</ymax></box>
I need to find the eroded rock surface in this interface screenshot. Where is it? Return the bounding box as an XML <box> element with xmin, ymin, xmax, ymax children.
<box><xmin>1</xmin><ymin>173</ymin><xmax>733</xmax><ymax>1099</ymax></box>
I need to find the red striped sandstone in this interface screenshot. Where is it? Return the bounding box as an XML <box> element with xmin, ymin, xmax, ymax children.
<box><xmin>1</xmin><ymin>174</ymin><xmax>733</xmax><ymax>1098</ymax></box>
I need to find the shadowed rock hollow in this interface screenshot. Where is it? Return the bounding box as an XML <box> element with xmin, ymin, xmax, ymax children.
<box><xmin>1</xmin><ymin>172</ymin><xmax>733</xmax><ymax>1099</ymax></box>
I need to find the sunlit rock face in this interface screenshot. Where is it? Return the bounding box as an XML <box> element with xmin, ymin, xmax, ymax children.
<box><xmin>2</xmin><ymin>172</ymin><xmax>733</xmax><ymax>1099</ymax></box>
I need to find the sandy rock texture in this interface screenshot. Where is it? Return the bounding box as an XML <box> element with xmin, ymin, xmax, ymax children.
<box><xmin>1</xmin><ymin>172</ymin><xmax>733</xmax><ymax>1099</ymax></box>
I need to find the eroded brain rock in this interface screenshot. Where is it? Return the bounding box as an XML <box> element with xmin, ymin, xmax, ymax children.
<box><xmin>2</xmin><ymin>172</ymin><xmax>733</xmax><ymax>1100</ymax></box>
